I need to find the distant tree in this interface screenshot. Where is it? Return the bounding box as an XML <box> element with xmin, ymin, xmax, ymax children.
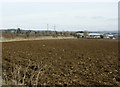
<box><xmin>60</xmin><ymin>32</ymin><xmax>63</xmax><ymax>36</ymax></box>
<box><xmin>16</xmin><ymin>28</ymin><xmax>21</xmax><ymax>34</ymax></box>
<box><xmin>70</xmin><ymin>32</ymin><xmax>73</xmax><ymax>36</ymax></box>
<box><xmin>100</xmin><ymin>35</ymin><xmax>104</xmax><ymax>38</ymax></box>
<box><xmin>55</xmin><ymin>31</ymin><xmax>58</xmax><ymax>35</ymax></box>
<box><xmin>26</xmin><ymin>30</ymin><xmax>31</xmax><ymax>38</ymax></box>
<box><xmin>70</xmin><ymin>32</ymin><xmax>76</xmax><ymax>36</ymax></box>
<box><xmin>5</xmin><ymin>29</ymin><xmax>10</xmax><ymax>34</ymax></box>
<box><xmin>34</xmin><ymin>31</ymin><xmax>38</xmax><ymax>37</ymax></box>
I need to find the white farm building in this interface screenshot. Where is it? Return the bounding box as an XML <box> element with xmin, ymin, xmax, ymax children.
<box><xmin>76</xmin><ymin>32</ymin><xmax>103</xmax><ymax>39</ymax></box>
<box><xmin>88</xmin><ymin>33</ymin><xmax>102</xmax><ymax>39</ymax></box>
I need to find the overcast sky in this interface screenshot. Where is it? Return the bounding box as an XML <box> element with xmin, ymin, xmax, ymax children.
<box><xmin>0</xmin><ymin>1</ymin><xmax>118</xmax><ymax>31</ymax></box>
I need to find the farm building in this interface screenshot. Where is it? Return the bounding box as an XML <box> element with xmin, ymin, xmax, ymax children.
<box><xmin>87</xmin><ymin>33</ymin><xmax>102</xmax><ymax>39</ymax></box>
<box><xmin>76</xmin><ymin>32</ymin><xmax>103</xmax><ymax>39</ymax></box>
<box><xmin>76</xmin><ymin>33</ymin><xmax>84</xmax><ymax>38</ymax></box>
<box><xmin>75</xmin><ymin>31</ymin><xmax>117</xmax><ymax>39</ymax></box>
<box><xmin>104</xmin><ymin>34</ymin><xmax>114</xmax><ymax>39</ymax></box>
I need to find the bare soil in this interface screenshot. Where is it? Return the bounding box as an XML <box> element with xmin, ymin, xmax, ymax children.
<box><xmin>2</xmin><ymin>39</ymin><xmax>120</xmax><ymax>86</ymax></box>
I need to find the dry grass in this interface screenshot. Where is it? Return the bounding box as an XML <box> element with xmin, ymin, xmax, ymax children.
<box><xmin>1</xmin><ymin>36</ymin><xmax>75</xmax><ymax>42</ymax></box>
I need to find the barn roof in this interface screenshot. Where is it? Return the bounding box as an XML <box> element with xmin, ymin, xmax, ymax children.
<box><xmin>88</xmin><ymin>33</ymin><xmax>101</xmax><ymax>36</ymax></box>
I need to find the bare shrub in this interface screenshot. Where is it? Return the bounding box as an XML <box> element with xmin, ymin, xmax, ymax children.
<box><xmin>2</xmin><ymin>60</ymin><xmax>47</xmax><ymax>86</ymax></box>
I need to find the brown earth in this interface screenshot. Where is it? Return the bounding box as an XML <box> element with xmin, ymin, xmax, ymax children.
<box><xmin>2</xmin><ymin>39</ymin><xmax>120</xmax><ymax>86</ymax></box>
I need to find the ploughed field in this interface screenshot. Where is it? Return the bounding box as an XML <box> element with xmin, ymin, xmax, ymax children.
<box><xmin>2</xmin><ymin>39</ymin><xmax>119</xmax><ymax>86</ymax></box>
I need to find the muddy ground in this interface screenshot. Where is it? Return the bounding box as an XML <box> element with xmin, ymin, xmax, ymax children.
<box><xmin>2</xmin><ymin>39</ymin><xmax>120</xmax><ymax>86</ymax></box>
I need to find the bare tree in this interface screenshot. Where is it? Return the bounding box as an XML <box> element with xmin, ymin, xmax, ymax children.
<box><xmin>16</xmin><ymin>28</ymin><xmax>21</xmax><ymax>34</ymax></box>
